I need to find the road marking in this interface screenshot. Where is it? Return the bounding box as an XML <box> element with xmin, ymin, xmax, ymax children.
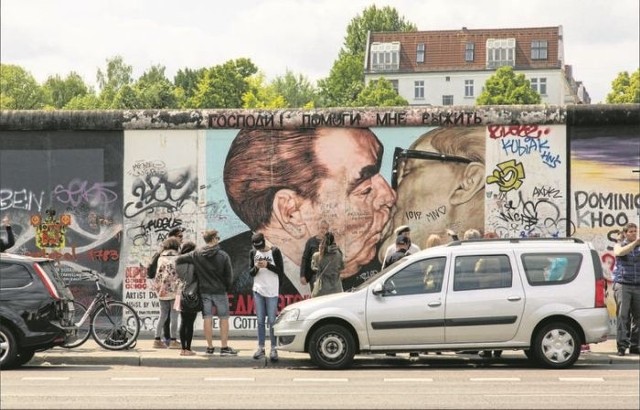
<box><xmin>470</xmin><ymin>377</ymin><xmax>521</xmax><ymax>382</ymax></box>
<box><xmin>384</xmin><ymin>378</ymin><xmax>433</xmax><ymax>382</ymax></box>
<box><xmin>204</xmin><ymin>377</ymin><xmax>255</xmax><ymax>382</ymax></box>
<box><xmin>22</xmin><ymin>377</ymin><xmax>69</xmax><ymax>381</ymax></box>
<box><xmin>293</xmin><ymin>378</ymin><xmax>349</xmax><ymax>382</ymax></box>
<box><xmin>111</xmin><ymin>377</ymin><xmax>160</xmax><ymax>381</ymax></box>
<box><xmin>558</xmin><ymin>377</ymin><xmax>604</xmax><ymax>382</ymax></box>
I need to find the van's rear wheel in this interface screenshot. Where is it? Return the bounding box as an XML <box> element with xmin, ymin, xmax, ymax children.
<box><xmin>308</xmin><ymin>324</ymin><xmax>355</xmax><ymax>370</ymax></box>
<box><xmin>533</xmin><ymin>322</ymin><xmax>580</xmax><ymax>369</ymax></box>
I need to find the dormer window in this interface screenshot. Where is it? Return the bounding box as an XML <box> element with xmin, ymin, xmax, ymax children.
<box><xmin>531</xmin><ymin>40</ymin><xmax>548</xmax><ymax>60</ymax></box>
<box><xmin>486</xmin><ymin>38</ymin><xmax>515</xmax><ymax>68</ymax></box>
<box><xmin>416</xmin><ymin>43</ymin><xmax>425</xmax><ymax>63</ymax></box>
<box><xmin>370</xmin><ymin>42</ymin><xmax>401</xmax><ymax>72</ymax></box>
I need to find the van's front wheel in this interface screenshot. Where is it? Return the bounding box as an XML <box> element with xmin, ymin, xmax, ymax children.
<box><xmin>308</xmin><ymin>324</ymin><xmax>355</xmax><ymax>370</ymax></box>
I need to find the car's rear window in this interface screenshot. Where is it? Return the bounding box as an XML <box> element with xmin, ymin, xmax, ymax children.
<box><xmin>521</xmin><ymin>253</ymin><xmax>583</xmax><ymax>285</ymax></box>
<box><xmin>38</xmin><ymin>261</ymin><xmax>69</xmax><ymax>292</ymax></box>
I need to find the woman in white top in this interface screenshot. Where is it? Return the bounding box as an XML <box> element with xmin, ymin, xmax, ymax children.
<box><xmin>249</xmin><ymin>233</ymin><xmax>284</xmax><ymax>362</ymax></box>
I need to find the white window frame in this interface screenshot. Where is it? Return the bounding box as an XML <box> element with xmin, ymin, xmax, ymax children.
<box><xmin>442</xmin><ymin>95</ymin><xmax>454</xmax><ymax>105</ymax></box>
<box><xmin>530</xmin><ymin>77</ymin><xmax>547</xmax><ymax>95</ymax></box>
<box><xmin>464</xmin><ymin>79</ymin><xmax>474</xmax><ymax>97</ymax></box>
<box><xmin>414</xmin><ymin>80</ymin><xmax>425</xmax><ymax>99</ymax></box>
<box><xmin>486</xmin><ymin>38</ymin><xmax>516</xmax><ymax>68</ymax></box>
<box><xmin>416</xmin><ymin>43</ymin><xmax>425</xmax><ymax>63</ymax></box>
<box><xmin>370</xmin><ymin>42</ymin><xmax>401</xmax><ymax>71</ymax></box>
<box><xmin>465</xmin><ymin>42</ymin><xmax>475</xmax><ymax>62</ymax></box>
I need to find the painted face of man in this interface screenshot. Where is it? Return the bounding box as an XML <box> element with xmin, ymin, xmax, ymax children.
<box><xmin>301</xmin><ymin>128</ymin><xmax>396</xmax><ymax>277</ymax></box>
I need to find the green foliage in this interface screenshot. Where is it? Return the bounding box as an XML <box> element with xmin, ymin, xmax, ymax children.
<box><xmin>271</xmin><ymin>70</ymin><xmax>318</xmax><ymax>108</ymax></box>
<box><xmin>174</xmin><ymin>68</ymin><xmax>206</xmax><ymax>108</ymax></box>
<box><xmin>64</xmin><ymin>93</ymin><xmax>101</xmax><ymax>110</ymax></box>
<box><xmin>42</xmin><ymin>72</ymin><xmax>89</xmax><ymax>109</ymax></box>
<box><xmin>354</xmin><ymin>78</ymin><xmax>408</xmax><ymax>107</ymax></box>
<box><xmin>319</xmin><ymin>5</ymin><xmax>416</xmax><ymax>107</ymax></box>
<box><xmin>190</xmin><ymin>58</ymin><xmax>258</xmax><ymax>108</ymax></box>
<box><xmin>0</xmin><ymin>64</ymin><xmax>46</xmax><ymax>109</ymax></box>
<box><xmin>242</xmin><ymin>73</ymin><xmax>287</xmax><ymax>108</ymax></box>
<box><xmin>317</xmin><ymin>54</ymin><xmax>365</xmax><ymax>107</ymax></box>
<box><xmin>96</xmin><ymin>56</ymin><xmax>134</xmax><ymax>108</ymax></box>
<box><xmin>606</xmin><ymin>69</ymin><xmax>640</xmax><ymax>103</ymax></box>
<box><xmin>476</xmin><ymin>66</ymin><xmax>542</xmax><ymax>105</ymax></box>
<box><xmin>134</xmin><ymin>65</ymin><xmax>177</xmax><ymax>108</ymax></box>
<box><xmin>343</xmin><ymin>5</ymin><xmax>417</xmax><ymax>56</ymax></box>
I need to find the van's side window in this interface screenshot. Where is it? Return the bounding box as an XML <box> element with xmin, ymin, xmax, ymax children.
<box><xmin>521</xmin><ymin>253</ymin><xmax>583</xmax><ymax>285</ymax></box>
<box><xmin>453</xmin><ymin>255</ymin><xmax>512</xmax><ymax>291</ymax></box>
<box><xmin>0</xmin><ymin>262</ymin><xmax>33</xmax><ymax>289</ymax></box>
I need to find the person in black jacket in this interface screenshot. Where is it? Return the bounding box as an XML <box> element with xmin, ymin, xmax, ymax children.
<box><xmin>176</xmin><ymin>229</ymin><xmax>237</xmax><ymax>356</ymax></box>
<box><xmin>299</xmin><ymin>220</ymin><xmax>329</xmax><ymax>291</ymax></box>
<box><xmin>384</xmin><ymin>235</ymin><xmax>412</xmax><ymax>267</ymax></box>
<box><xmin>176</xmin><ymin>241</ymin><xmax>198</xmax><ymax>356</ymax></box>
<box><xmin>0</xmin><ymin>216</ymin><xmax>15</xmax><ymax>253</ymax></box>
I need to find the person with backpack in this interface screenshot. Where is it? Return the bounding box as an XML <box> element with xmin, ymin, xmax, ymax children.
<box><xmin>249</xmin><ymin>232</ymin><xmax>284</xmax><ymax>362</ymax></box>
<box><xmin>175</xmin><ymin>241</ymin><xmax>199</xmax><ymax>356</ymax></box>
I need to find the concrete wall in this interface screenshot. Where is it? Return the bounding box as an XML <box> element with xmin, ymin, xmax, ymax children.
<box><xmin>1</xmin><ymin>105</ymin><xmax>638</xmax><ymax>336</ymax></box>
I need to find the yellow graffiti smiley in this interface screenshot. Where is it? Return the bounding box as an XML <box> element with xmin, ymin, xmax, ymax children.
<box><xmin>486</xmin><ymin>159</ymin><xmax>526</xmax><ymax>192</ymax></box>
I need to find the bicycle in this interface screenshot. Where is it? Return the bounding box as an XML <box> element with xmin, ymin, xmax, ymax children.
<box><xmin>63</xmin><ymin>270</ymin><xmax>140</xmax><ymax>350</ymax></box>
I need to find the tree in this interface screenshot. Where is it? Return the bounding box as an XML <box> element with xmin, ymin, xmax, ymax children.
<box><xmin>476</xmin><ymin>66</ymin><xmax>541</xmax><ymax>105</ymax></box>
<box><xmin>174</xmin><ymin>68</ymin><xmax>206</xmax><ymax>108</ymax></box>
<box><xmin>606</xmin><ymin>69</ymin><xmax>640</xmax><ymax>103</ymax></box>
<box><xmin>272</xmin><ymin>70</ymin><xmax>318</xmax><ymax>108</ymax></box>
<box><xmin>343</xmin><ymin>5</ymin><xmax>417</xmax><ymax>56</ymax></box>
<box><xmin>64</xmin><ymin>93</ymin><xmax>101</xmax><ymax>110</ymax></box>
<box><xmin>96</xmin><ymin>56</ymin><xmax>134</xmax><ymax>108</ymax></box>
<box><xmin>190</xmin><ymin>58</ymin><xmax>258</xmax><ymax>108</ymax></box>
<box><xmin>353</xmin><ymin>78</ymin><xmax>408</xmax><ymax>107</ymax></box>
<box><xmin>134</xmin><ymin>65</ymin><xmax>177</xmax><ymax>108</ymax></box>
<box><xmin>318</xmin><ymin>5</ymin><xmax>416</xmax><ymax>107</ymax></box>
<box><xmin>0</xmin><ymin>64</ymin><xmax>46</xmax><ymax>109</ymax></box>
<box><xmin>42</xmin><ymin>72</ymin><xmax>89</xmax><ymax>109</ymax></box>
<box><xmin>242</xmin><ymin>73</ymin><xmax>287</xmax><ymax>109</ymax></box>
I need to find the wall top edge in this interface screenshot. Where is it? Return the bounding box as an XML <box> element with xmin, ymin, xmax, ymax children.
<box><xmin>0</xmin><ymin>105</ymin><xmax>638</xmax><ymax>131</ymax></box>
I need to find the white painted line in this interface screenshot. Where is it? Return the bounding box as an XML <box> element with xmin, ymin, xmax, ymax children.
<box><xmin>384</xmin><ymin>378</ymin><xmax>433</xmax><ymax>382</ymax></box>
<box><xmin>204</xmin><ymin>377</ymin><xmax>255</xmax><ymax>382</ymax></box>
<box><xmin>22</xmin><ymin>377</ymin><xmax>69</xmax><ymax>381</ymax></box>
<box><xmin>293</xmin><ymin>378</ymin><xmax>348</xmax><ymax>383</ymax></box>
<box><xmin>470</xmin><ymin>377</ymin><xmax>521</xmax><ymax>382</ymax></box>
<box><xmin>559</xmin><ymin>377</ymin><xmax>604</xmax><ymax>382</ymax></box>
<box><xmin>111</xmin><ymin>377</ymin><xmax>160</xmax><ymax>381</ymax></box>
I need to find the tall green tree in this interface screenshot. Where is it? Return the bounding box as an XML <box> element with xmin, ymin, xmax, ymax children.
<box><xmin>96</xmin><ymin>56</ymin><xmax>134</xmax><ymax>108</ymax></box>
<box><xmin>134</xmin><ymin>65</ymin><xmax>177</xmax><ymax>108</ymax></box>
<box><xmin>606</xmin><ymin>69</ymin><xmax>640</xmax><ymax>103</ymax></box>
<box><xmin>476</xmin><ymin>66</ymin><xmax>541</xmax><ymax>105</ymax></box>
<box><xmin>0</xmin><ymin>64</ymin><xmax>46</xmax><ymax>109</ymax></box>
<box><xmin>353</xmin><ymin>78</ymin><xmax>408</xmax><ymax>107</ymax></box>
<box><xmin>190</xmin><ymin>58</ymin><xmax>258</xmax><ymax>108</ymax></box>
<box><xmin>174</xmin><ymin>67</ymin><xmax>206</xmax><ymax>108</ymax></box>
<box><xmin>318</xmin><ymin>5</ymin><xmax>416</xmax><ymax>107</ymax></box>
<box><xmin>42</xmin><ymin>72</ymin><xmax>89</xmax><ymax>109</ymax></box>
<box><xmin>272</xmin><ymin>70</ymin><xmax>318</xmax><ymax>108</ymax></box>
<box><xmin>242</xmin><ymin>73</ymin><xmax>287</xmax><ymax>109</ymax></box>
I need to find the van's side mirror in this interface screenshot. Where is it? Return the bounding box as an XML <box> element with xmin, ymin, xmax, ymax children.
<box><xmin>372</xmin><ymin>283</ymin><xmax>384</xmax><ymax>295</ymax></box>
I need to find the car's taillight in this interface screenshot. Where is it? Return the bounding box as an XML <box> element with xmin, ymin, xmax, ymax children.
<box><xmin>33</xmin><ymin>263</ymin><xmax>61</xmax><ymax>301</ymax></box>
<box><xmin>595</xmin><ymin>278</ymin><xmax>606</xmax><ymax>308</ymax></box>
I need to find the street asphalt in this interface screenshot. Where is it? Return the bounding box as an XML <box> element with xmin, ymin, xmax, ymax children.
<box><xmin>28</xmin><ymin>336</ymin><xmax>639</xmax><ymax>369</ymax></box>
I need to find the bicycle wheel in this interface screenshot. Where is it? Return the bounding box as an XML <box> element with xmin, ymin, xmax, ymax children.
<box><xmin>90</xmin><ymin>301</ymin><xmax>140</xmax><ymax>350</ymax></box>
<box><xmin>62</xmin><ymin>301</ymin><xmax>91</xmax><ymax>348</ymax></box>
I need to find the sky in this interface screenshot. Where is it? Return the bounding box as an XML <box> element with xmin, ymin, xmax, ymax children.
<box><xmin>1</xmin><ymin>0</ymin><xmax>638</xmax><ymax>103</ymax></box>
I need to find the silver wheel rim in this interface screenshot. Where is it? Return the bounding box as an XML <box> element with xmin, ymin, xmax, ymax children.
<box><xmin>318</xmin><ymin>332</ymin><xmax>346</xmax><ymax>362</ymax></box>
<box><xmin>0</xmin><ymin>331</ymin><xmax>8</xmax><ymax>362</ymax></box>
<box><xmin>541</xmin><ymin>328</ymin><xmax>575</xmax><ymax>364</ymax></box>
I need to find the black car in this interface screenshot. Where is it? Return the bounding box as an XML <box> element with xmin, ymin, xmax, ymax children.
<box><xmin>0</xmin><ymin>253</ymin><xmax>76</xmax><ymax>369</ymax></box>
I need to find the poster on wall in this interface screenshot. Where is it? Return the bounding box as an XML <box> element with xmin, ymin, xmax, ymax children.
<box><xmin>570</xmin><ymin>125</ymin><xmax>640</xmax><ymax>333</ymax></box>
<box><xmin>0</xmin><ymin>131</ymin><xmax>124</xmax><ymax>307</ymax></box>
<box><xmin>484</xmin><ymin>125</ymin><xmax>568</xmax><ymax>238</ymax></box>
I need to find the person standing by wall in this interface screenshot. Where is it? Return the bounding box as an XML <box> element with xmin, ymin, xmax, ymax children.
<box><xmin>176</xmin><ymin>229</ymin><xmax>237</xmax><ymax>356</ymax></box>
<box><xmin>152</xmin><ymin>237</ymin><xmax>181</xmax><ymax>349</ymax></box>
<box><xmin>613</xmin><ymin>222</ymin><xmax>640</xmax><ymax>356</ymax></box>
<box><xmin>249</xmin><ymin>233</ymin><xmax>284</xmax><ymax>362</ymax></box>
<box><xmin>311</xmin><ymin>232</ymin><xmax>345</xmax><ymax>298</ymax></box>
<box><xmin>300</xmin><ymin>220</ymin><xmax>329</xmax><ymax>291</ymax></box>
<box><xmin>176</xmin><ymin>240</ymin><xmax>198</xmax><ymax>356</ymax></box>
<box><xmin>0</xmin><ymin>215</ymin><xmax>15</xmax><ymax>252</ymax></box>
<box><xmin>381</xmin><ymin>226</ymin><xmax>420</xmax><ymax>269</ymax></box>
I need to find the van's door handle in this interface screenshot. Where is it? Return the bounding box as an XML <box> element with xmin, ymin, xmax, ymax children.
<box><xmin>507</xmin><ymin>296</ymin><xmax>522</xmax><ymax>301</ymax></box>
<box><xmin>428</xmin><ymin>301</ymin><xmax>442</xmax><ymax>307</ymax></box>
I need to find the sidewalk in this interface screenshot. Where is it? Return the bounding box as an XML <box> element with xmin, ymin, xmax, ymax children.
<box><xmin>30</xmin><ymin>337</ymin><xmax>638</xmax><ymax>368</ymax></box>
